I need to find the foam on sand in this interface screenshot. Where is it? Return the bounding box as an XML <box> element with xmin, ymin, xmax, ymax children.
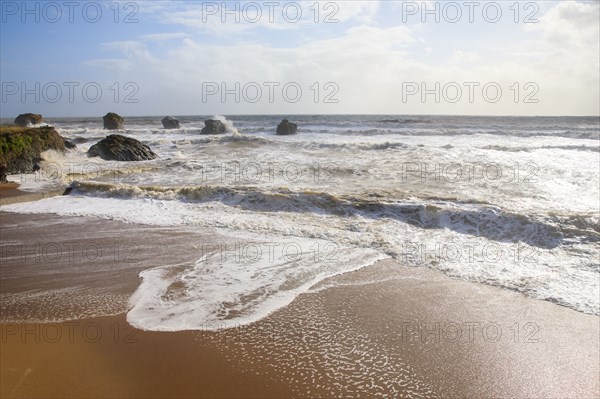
<box><xmin>127</xmin><ymin>235</ymin><xmax>387</xmax><ymax>331</ymax></box>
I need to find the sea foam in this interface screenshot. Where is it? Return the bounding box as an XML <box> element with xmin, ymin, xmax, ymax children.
<box><xmin>127</xmin><ymin>235</ymin><xmax>387</xmax><ymax>331</ymax></box>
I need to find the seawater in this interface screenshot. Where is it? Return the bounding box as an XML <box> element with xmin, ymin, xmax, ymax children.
<box><xmin>2</xmin><ymin>115</ymin><xmax>598</xmax><ymax>329</ymax></box>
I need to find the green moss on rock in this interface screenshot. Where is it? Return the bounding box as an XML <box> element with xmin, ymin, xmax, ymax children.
<box><xmin>0</xmin><ymin>126</ymin><xmax>67</xmax><ymax>183</ymax></box>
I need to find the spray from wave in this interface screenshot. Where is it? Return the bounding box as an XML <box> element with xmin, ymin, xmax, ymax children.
<box><xmin>211</xmin><ymin>115</ymin><xmax>239</xmax><ymax>135</ymax></box>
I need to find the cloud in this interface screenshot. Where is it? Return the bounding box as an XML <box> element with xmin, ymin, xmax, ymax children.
<box><xmin>100</xmin><ymin>41</ymin><xmax>157</xmax><ymax>63</ymax></box>
<box><xmin>321</xmin><ymin>0</ymin><xmax>380</xmax><ymax>23</ymax></box>
<box><xmin>80</xmin><ymin>1</ymin><xmax>599</xmax><ymax>115</ymax></box>
<box><xmin>140</xmin><ymin>32</ymin><xmax>190</xmax><ymax>42</ymax></box>
<box><xmin>160</xmin><ymin>1</ymin><xmax>381</xmax><ymax>35</ymax></box>
<box><xmin>513</xmin><ymin>2</ymin><xmax>599</xmax><ymax>100</ymax></box>
<box><xmin>449</xmin><ymin>51</ymin><xmax>481</xmax><ymax>66</ymax></box>
<box><xmin>162</xmin><ymin>3</ymin><xmax>297</xmax><ymax>34</ymax></box>
<box><xmin>528</xmin><ymin>1</ymin><xmax>600</xmax><ymax>47</ymax></box>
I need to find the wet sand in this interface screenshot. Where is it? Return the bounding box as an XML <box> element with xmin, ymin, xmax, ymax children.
<box><xmin>1</xmin><ymin>212</ymin><xmax>599</xmax><ymax>398</ymax></box>
<box><xmin>0</xmin><ymin>184</ymin><xmax>67</xmax><ymax>206</ymax></box>
<box><xmin>0</xmin><ymin>184</ymin><xmax>25</xmax><ymax>202</ymax></box>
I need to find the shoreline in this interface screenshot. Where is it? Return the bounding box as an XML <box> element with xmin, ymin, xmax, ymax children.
<box><xmin>0</xmin><ymin>184</ymin><xmax>68</xmax><ymax>206</ymax></box>
<box><xmin>1</xmin><ymin>211</ymin><xmax>599</xmax><ymax>398</ymax></box>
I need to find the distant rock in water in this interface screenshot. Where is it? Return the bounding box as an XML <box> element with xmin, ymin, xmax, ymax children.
<box><xmin>276</xmin><ymin>119</ymin><xmax>298</xmax><ymax>135</ymax></box>
<box><xmin>87</xmin><ymin>134</ymin><xmax>157</xmax><ymax>161</ymax></box>
<box><xmin>103</xmin><ymin>112</ymin><xmax>124</xmax><ymax>130</ymax></box>
<box><xmin>14</xmin><ymin>113</ymin><xmax>43</xmax><ymax>127</ymax></box>
<box><xmin>201</xmin><ymin>119</ymin><xmax>226</xmax><ymax>135</ymax></box>
<box><xmin>0</xmin><ymin>126</ymin><xmax>67</xmax><ymax>182</ymax></box>
<box><xmin>162</xmin><ymin>116</ymin><xmax>180</xmax><ymax>129</ymax></box>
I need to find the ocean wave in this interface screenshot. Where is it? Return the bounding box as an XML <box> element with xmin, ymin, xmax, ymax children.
<box><xmin>377</xmin><ymin>118</ymin><xmax>430</xmax><ymax>124</ymax></box>
<box><xmin>69</xmin><ymin>136</ymin><xmax>94</xmax><ymax>144</ymax></box>
<box><xmin>66</xmin><ymin>182</ymin><xmax>595</xmax><ymax>249</ymax></box>
<box><xmin>305</xmin><ymin>141</ymin><xmax>409</xmax><ymax>151</ymax></box>
<box><xmin>322</xmin><ymin>128</ymin><xmax>600</xmax><ymax>140</ymax></box>
<box><xmin>5</xmin><ymin>184</ymin><xmax>599</xmax><ymax>321</ymax></box>
<box><xmin>168</xmin><ymin>134</ymin><xmax>272</xmax><ymax>147</ymax></box>
<box><xmin>482</xmin><ymin>144</ymin><xmax>600</xmax><ymax>153</ymax></box>
<box><xmin>163</xmin><ymin>135</ymin><xmax>413</xmax><ymax>152</ymax></box>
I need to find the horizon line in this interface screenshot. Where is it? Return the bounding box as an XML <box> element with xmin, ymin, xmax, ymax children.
<box><xmin>1</xmin><ymin>113</ymin><xmax>599</xmax><ymax>119</ymax></box>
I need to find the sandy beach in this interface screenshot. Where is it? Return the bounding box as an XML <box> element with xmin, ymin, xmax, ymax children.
<box><xmin>1</xmin><ymin>211</ymin><xmax>598</xmax><ymax>398</ymax></box>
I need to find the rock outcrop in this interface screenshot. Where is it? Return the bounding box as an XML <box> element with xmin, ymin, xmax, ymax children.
<box><xmin>276</xmin><ymin>119</ymin><xmax>298</xmax><ymax>135</ymax></box>
<box><xmin>87</xmin><ymin>134</ymin><xmax>157</xmax><ymax>161</ymax></box>
<box><xmin>14</xmin><ymin>113</ymin><xmax>43</xmax><ymax>127</ymax></box>
<box><xmin>201</xmin><ymin>119</ymin><xmax>226</xmax><ymax>135</ymax></box>
<box><xmin>103</xmin><ymin>112</ymin><xmax>124</xmax><ymax>130</ymax></box>
<box><xmin>0</xmin><ymin>126</ymin><xmax>67</xmax><ymax>182</ymax></box>
<box><xmin>162</xmin><ymin>116</ymin><xmax>180</xmax><ymax>129</ymax></box>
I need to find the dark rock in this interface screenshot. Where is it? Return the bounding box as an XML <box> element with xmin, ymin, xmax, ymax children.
<box><xmin>87</xmin><ymin>134</ymin><xmax>157</xmax><ymax>161</ymax></box>
<box><xmin>103</xmin><ymin>112</ymin><xmax>124</xmax><ymax>130</ymax></box>
<box><xmin>0</xmin><ymin>126</ymin><xmax>67</xmax><ymax>183</ymax></box>
<box><xmin>276</xmin><ymin>119</ymin><xmax>298</xmax><ymax>135</ymax></box>
<box><xmin>162</xmin><ymin>116</ymin><xmax>180</xmax><ymax>129</ymax></box>
<box><xmin>14</xmin><ymin>113</ymin><xmax>43</xmax><ymax>127</ymax></box>
<box><xmin>63</xmin><ymin>139</ymin><xmax>76</xmax><ymax>149</ymax></box>
<box><xmin>201</xmin><ymin>119</ymin><xmax>226</xmax><ymax>135</ymax></box>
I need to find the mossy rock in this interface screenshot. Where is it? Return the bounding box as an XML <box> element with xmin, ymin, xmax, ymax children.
<box><xmin>0</xmin><ymin>126</ymin><xmax>67</xmax><ymax>182</ymax></box>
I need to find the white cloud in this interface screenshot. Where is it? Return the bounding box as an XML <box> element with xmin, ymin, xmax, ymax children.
<box><xmin>449</xmin><ymin>50</ymin><xmax>481</xmax><ymax>66</ymax></box>
<box><xmin>508</xmin><ymin>1</ymin><xmax>600</xmax><ymax>112</ymax></box>
<box><xmin>141</xmin><ymin>32</ymin><xmax>190</xmax><ymax>42</ymax></box>
<box><xmin>82</xmin><ymin>1</ymin><xmax>599</xmax><ymax>116</ymax></box>
<box><xmin>528</xmin><ymin>1</ymin><xmax>600</xmax><ymax>47</ymax></box>
<box><xmin>323</xmin><ymin>0</ymin><xmax>380</xmax><ymax>23</ymax></box>
<box><xmin>161</xmin><ymin>1</ymin><xmax>381</xmax><ymax>35</ymax></box>
<box><xmin>100</xmin><ymin>41</ymin><xmax>157</xmax><ymax>63</ymax></box>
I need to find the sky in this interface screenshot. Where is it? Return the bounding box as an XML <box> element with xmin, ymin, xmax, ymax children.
<box><xmin>1</xmin><ymin>0</ymin><xmax>599</xmax><ymax>117</ymax></box>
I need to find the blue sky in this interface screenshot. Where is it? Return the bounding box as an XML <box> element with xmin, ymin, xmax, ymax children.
<box><xmin>1</xmin><ymin>1</ymin><xmax>599</xmax><ymax>116</ymax></box>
